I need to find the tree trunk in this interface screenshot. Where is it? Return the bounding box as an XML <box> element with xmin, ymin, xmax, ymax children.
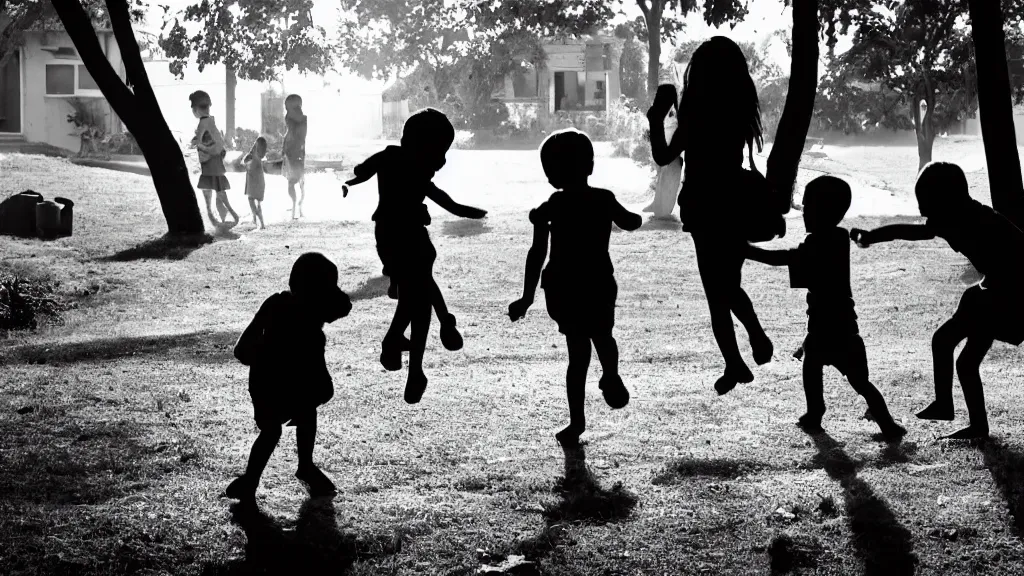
<box><xmin>50</xmin><ymin>0</ymin><xmax>205</xmax><ymax>236</ymax></box>
<box><xmin>226</xmin><ymin>65</ymin><xmax>236</xmax><ymax>146</ymax></box>
<box><xmin>968</xmin><ymin>0</ymin><xmax>1024</xmax><ymax>227</ymax></box>
<box><xmin>646</xmin><ymin>2</ymin><xmax>662</xmax><ymax>103</ymax></box>
<box><xmin>913</xmin><ymin>77</ymin><xmax>936</xmax><ymax>172</ymax></box>
<box><xmin>766</xmin><ymin>0</ymin><xmax>819</xmax><ymax>213</ymax></box>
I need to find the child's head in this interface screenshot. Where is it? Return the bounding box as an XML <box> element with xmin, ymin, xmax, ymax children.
<box><xmin>915</xmin><ymin>161</ymin><xmax>970</xmax><ymax>219</ymax></box>
<box><xmin>539</xmin><ymin>129</ymin><xmax>594</xmax><ymax>190</ymax></box>
<box><xmin>801</xmin><ymin>176</ymin><xmax>852</xmax><ymax>232</ymax></box>
<box><xmin>250</xmin><ymin>137</ymin><xmax>268</xmax><ymax>159</ymax></box>
<box><xmin>285</xmin><ymin>94</ymin><xmax>303</xmax><ymax>114</ymax></box>
<box><xmin>401</xmin><ymin>108</ymin><xmax>455</xmax><ymax>172</ymax></box>
<box><xmin>189</xmin><ymin>90</ymin><xmax>212</xmax><ymax>118</ymax></box>
<box><xmin>289</xmin><ymin>252</ymin><xmax>351</xmax><ymax>324</ymax></box>
<box><xmin>681</xmin><ymin>36</ymin><xmax>763</xmax><ymax>152</ymax></box>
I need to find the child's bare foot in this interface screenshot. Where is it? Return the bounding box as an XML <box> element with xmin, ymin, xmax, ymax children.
<box><xmin>715</xmin><ymin>364</ymin><xmax>754</xmax><ymax>396</ymax></box>
<box><xmin>880</xmin><ymin>422</ymin><xmax>907</xmax><ymax>442</ymax></box>
<box><xmin>940</xmin><ymin>424</ymin><xmax>989</xmax><ymax>440</ymax></box>
<box><xmin>751</xmin><ymin>332</ymin><xmax>774</xmax><ymax>365</ymax></box>
<box><xmin>556</xmin><ymin>424</ymin><xmax>584</xmax><ymax>446</ymax></box>
<box><xmin>797</xmin><ymin>413</ymin><xmax>825</xmax><ymax>434</ymax></box>
<box><xmin>599</xmin><ymin>374</ymin><xmax>629</xmax><ymax>409</ymax></box>
<box><xmin>223</xmin><ymin>474</ymin><xmax>257</xmax><ymax>501</ymax></box>
<box><xmin>404</xmin><ymin>369</ymin><xmax>428</xmax><ymax>404</ymax></box>
<box><xmin>295</xmin><ymin>464</ymin><xmax>337</xmax><ymax>497</ymax></box>
<box><xmin>439</xmin><ymin>315</ymin><xmax>463</xmax><ymax>351</ymax></box>
<box><xmin>916</xmin><ymin>400</ymin><xmax>955</xmax><ymax>421</ymax></box>
<box><xmin>380</xmin><ymin>338</ymin><xmax>403</xmax><ymax>371</ymax></box>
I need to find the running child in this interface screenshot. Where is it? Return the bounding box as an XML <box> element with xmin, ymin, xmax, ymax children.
<box><xmin>190</xmin><ymin>90</ymin><xmax>239</xmax><ymax>228</ymax></box>
<box><xmin>745</xmin><ymin>176</ymin><xmax>906</xmax><ymax>440</ymax></box>
<box><xmin>509</xmin><ymin>129</ymin><xmax>642</xmax><ymax>446</ymax></box>
<box><xmin>243</xmin><ymin>137</ymin><xmax>267</xmax><ymax>229</ymax></box>
<box><xmin>342</xmin><ymin>108</ymin><xmax>486</xmax><ymax>403</ymax></box>
<box><xmin>850</xmin><ymin>162</ymin><xmax>1024</xmax><ymax>439</ymax></box>
<box><xmin>227</xmin><ymin>252</ymin><xmax>352</xmax><ymax>501</ymax></box>
<box><xmin>283</xmin><ymin>94</ymin><xmax>307</xmax><ymax>220</ymax></box>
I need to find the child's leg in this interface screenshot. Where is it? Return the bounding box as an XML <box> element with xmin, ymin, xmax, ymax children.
<box><xmin>214</xmin><ymin>192</ymin><xmax>229</xmax><ymax>222</ymax></box>
<box><xmin>294</xmin><ymin>412</ymin><xmax>336</xmax><ymax>496</ymax></box>
<box><xmin>730</xmin><ymin>281</ymin><xmax>773</xmax><ymax>365</ymax></box>
<box><xmin>248</xmin><ymin>197</ymin><xmax>259</xmax><ymax>224</ymax></box>
<box><xmin>693</xmin><ymin>234</ymin><xmax>753</xmax><ymax>394</ymax></box>
<box><xmin>225</xmin><ymin>423</ymin><xmax>282</xmax><ymax>499</ymax></box>
<box><xmin>593</xmin><ymin>333</ymin><xmax>629</xmax><ymax>409</ymax></box>
<box><xmin>844</xmin><ymin>336</ymin><xmax>905</xmax><ymax>439</ymax></box>
<box><xmin>287</xmin><ymin>179</ymin><xmax>298</xmax><ymax>219</ymax></box>
<box><xmin>556</xmin><ymin>334</ymin><xmax>591</xmax><ymax>444</ymax></box>
<box><xmin>945</xmin><ymin>334</ymin><xmax>995</xmax><ymax>439</ymax></box>
<box><xmin>920</xmin><ymin>313</ymin><xmax>970</xmax><ymax>420</ymax></box>
<box><xmin>202</xmin><ymin>189</ymin><xmax>219</xmax><ymax>224</ymax></box>
<box><xmin>430</xmin><ymin>278</ymin><xmax>463</xmax><ymax>351</ymax></box>
<box><xmin>220</xmin><ymin>192</ymin><xmax>240</xmax><ymax>223</ymax></box>
<box><xmin>255</xmin><ymin>200</ymin><xmax>265</xmax><ymax>228</ymax></box>
<box><xmin>402</xmin><ymin>272</ymin><xmax>433</xmax><ymax>404</ymax></box>
<box><xmin>798</xmin><ymin>342</ymin><xmax>826</xmax><ymax>433</ymax></box>
<box><xmin>298</xmin><ymin>176</ymin><xmax>306</xmax><ymax>217</ymax></box>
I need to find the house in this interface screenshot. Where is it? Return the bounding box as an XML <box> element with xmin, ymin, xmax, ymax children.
<box><xmin>0</xmin><ymin>23</ymin><xmax>124</xmax><ymax>152</ymax></box>
<box><xmin>496</xmin><ymin>35</ymin><xmax>624</xmax><ymax>122</ymax></box>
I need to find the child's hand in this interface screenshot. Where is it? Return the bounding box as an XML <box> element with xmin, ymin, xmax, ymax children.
<box><xmin>342</xmin><ymin>184</ymin><xmax>349</xmax><ymax>198</ymax></box>
<box><xmin>508</xmin><ymin>298</ymin><xmax>532</xmax><ymax>322</ymax></box>
<box><xmin>850</xmin><ymin>228</ymin><xmax>871</xmax><ymax>248</ymax></box>
<box><xmin>462</xmin><ymin>207</ymin><xmax>487</xmax><ymax>220</ymax></box>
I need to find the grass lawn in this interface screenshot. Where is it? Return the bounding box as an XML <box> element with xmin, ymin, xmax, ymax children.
<box><xmin>3</xmin><ymin>137</ymin><xmax>1024</xmax><ymax>575</ymax></box>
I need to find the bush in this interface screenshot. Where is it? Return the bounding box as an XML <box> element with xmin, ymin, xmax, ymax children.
<box><xmin>0</xmin><ymin>271</ymin><xmax>71</xmax><ymax>332</ymax></box>
<box><xmin>234</xmin><ymin>128</ymin><xmax>260</xmax><ymax>153</ymax></box>
<box><xmin>605</xmin><ymin>98</ymin><xmax>653</xmax><ymax>166</ymax></box>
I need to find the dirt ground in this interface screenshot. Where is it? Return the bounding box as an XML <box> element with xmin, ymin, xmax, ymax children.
<box><xmin>3</xmin><ymin>137</ymin><xmax>1024</xmax><ymax>575</ymax></box>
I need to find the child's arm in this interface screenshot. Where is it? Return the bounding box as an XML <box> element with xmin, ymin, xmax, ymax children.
<box><xmin>234</xmin><ymin>298</ymin><xmax>272</xmax><ymax>366</ymax></box>
<box><xmin>203</xmin><ymin>117</ymin><xmax>227</xmax><ymax>157</ymax></box>
<box><xmin>509</xmin><ymin>213</ymin><xmax>549</xmax><ymax>321</ymax></box>
<box><xmin>851</xmin><ymin>224</ymin><xmax>935</xmax><ymax>247</ymax></box>
<box><xmin>425</xmin><ymin>183</ymin><xmax>487</xmax><ymax>219</ymax></box>
<box><xmin>342</xmin><ymin>153</ymin><xmax>383</xmax><ymax>196</ymax></box>
<box><xmin>745</xmin><ymin>244</ymin><xmax>796</xmax><ymax>267</ymax></box>
<box><xmin>648</xmin><ymin>102</ymin><xmax>686</xmax><ymax>167</ymax></box>
<box><xmin>610</xmin><ymin>197</ymin><xmax>643</xmax><ymax>231</ymax></box>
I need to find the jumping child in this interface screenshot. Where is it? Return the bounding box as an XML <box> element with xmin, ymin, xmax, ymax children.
<box><xmin>745</xmin><ymin>176</ymin><xmax>906</xmax><ymax>440</ymax></box>
<box><xmin>850</xmin><ymin>162</ymin><xmax>1024</xmax><ymax>440</ymax></box>
<box><xmin>283</xmin><ymin>94</ymin><xmax>307</xmax><ymax>220</ymax></box>
<box><xmin>227</xmin><ymin>252</ymin><xmax>352</xmax><ymax>501</ymax></box>
<box><xmin>509</xmin><ymin>129</ymin><xmax>642</xmax><ymax>446</ymax></box>
<box><xmin>342</xmin><ymin>108</ymin><xmax>486</xmax><ymax>404</ymax></box>
<box><xmin>244</xmin><ymin>137</ymin><xmax>267</xmax><ymax>229</ymax></box>
<box><xmin>190</xmin><ymin>90</ymin><xmax>239</xmax><ymax>228</ymax></box>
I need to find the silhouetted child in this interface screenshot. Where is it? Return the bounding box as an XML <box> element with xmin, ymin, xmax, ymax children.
<box><xmin>243</xmin><ymin>137</ymin><xmax>267</xmax><ymax>229</ymax></box>
<box><xmin>190</xmin><ymin>90</ymin><xmax>239</xmax><ymax>228</ymax></box>
<box><xmin>647</xmin><ymin>38</ymin><xmax>776</xmax><ymax>396</ymax></box>
<box><xmin>509</xmin><ymin>129</ymin><xmax>642</xmax><ymax>445</ymax></box>
<box><xmin>342</xmin><ymin>108</ymin><xmax>486</xmax><ymax>403</ymax></box>
<box><xmin>283</xmin><ymin>94</ymin><xmax>307</xmax><ymax>220</ymax></box>
<box><xmin>227</xmin><ymin>252</ymin><xmax>352</xmax><ymax>500</ymax></box>
<box><xmin>746</xmin><ymin>176</ymin><xmax>906</xmax><ymax>440</ymax></box>
<box><xmin>851</xmin><ymin>162</ymin><xmax>1024</xmax><ymax>439</ymax></box>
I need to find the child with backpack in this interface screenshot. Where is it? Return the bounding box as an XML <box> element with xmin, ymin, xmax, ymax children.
<box><xmin>226</xmin><ymin>252</ymin><xmax>352</xmax><ymax>500</ymax></box>
<box><xmin>509</xmin><ymin>129</ymin><xmax>642</xmax><ymax>446</ymax></box>
<box><xmin>745</xmin><ymin>176</ymin><xmax>906</xmax><ymax>440</ymax></box>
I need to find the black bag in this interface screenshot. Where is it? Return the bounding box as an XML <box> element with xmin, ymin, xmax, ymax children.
<box><xmin>738</xmin><ymin>145</ymin><xmax>786</xmax><ymax>243</ymax></box>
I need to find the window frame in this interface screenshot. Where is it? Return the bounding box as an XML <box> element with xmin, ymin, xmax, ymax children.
<box><xmin>44</xmin><ymin>62</ymin><xmax>103</xmax><ymax>98</ymax></box>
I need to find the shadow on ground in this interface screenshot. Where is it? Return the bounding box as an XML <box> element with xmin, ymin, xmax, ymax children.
<box><xmin>347</xmin><ymin>275</ymin><xmax>390</xmax><ymax>302</ymax></box>
<box><xmin>441</xmin><ymin>219</ymin><xmax>492</xmax><ymax>238</ymax></box>
<box><xmin>97</xmin><ymin>233</ymin><xmax>218</xmax><ymax>262</ymax></box>
<box><xmin>982</xmin><ymin>438</ymin><xmax>1024</xmax><ymax>535</ymax></box>
<box><xmin>810</xmin><ymin>433</ymin><xmax>917</xmax><ymax>575</ymax></box>
<box><xmin>652</xmin><ymin>457</ymin><xmax>772</xmax><ymax>485</ymax></box>
<box><xmin>1</xmin><ymin>330</ymin><xmax>239</xmax><ymax>365</ymax></box>
<box><xmin>201</xmin><ymin>499</ymin><xmax>400</xmax><ymax>576</ymax></box>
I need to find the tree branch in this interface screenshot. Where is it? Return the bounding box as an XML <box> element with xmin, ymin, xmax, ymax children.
<box><xmin>637</xmin><ymin>0</ymin><xmax>650</xmax><ymax>21</ymax></box>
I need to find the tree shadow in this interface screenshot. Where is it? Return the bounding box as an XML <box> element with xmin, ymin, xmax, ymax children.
<box><xmin>441</xmin><ymin>219</ymin><xmax>492</xmax><ymax>238</ymax></box>
<box><xmin>981</xmin><ymin>438</ymin><xmax>1024</xmax><ymax>535</ymax></box>
<box><xmin>638</xmin><ymin>215</ymin><xmax>683</xmax><ymax>232</ymax></box>
<box><xmin>652</xmin><ymin>457</ymin><xmax>771</xmax><ymax>485</ymax></box>
<box><xmin>201</xmin><ymin>499</ymin><xmax>400</xmax><ymax>576</ymax></box>
<box><xmin>1</xmin><ymin>330</ymin><xmax>239</xmax><ymax>366</ymax></box>
<box><xmin>347</xmin><ymin>275</ymin><xmax>390</xmax><ymax>302</ymax></box>
<box><xmin>97</xmin><ymin>233</ymin><xmax>216</xmax><ymax>262</ymax></box>
<box><xmin>809</xmin><ymin>432</ymin><xmax>917</xmax><ymax>575</ymax></box>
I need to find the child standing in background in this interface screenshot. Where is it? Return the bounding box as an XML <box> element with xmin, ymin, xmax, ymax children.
<box><xmin>283</xmin><ymin>94</ymin><xmax>308</xmax><ymax>220</ymax></box>
<box><xmin>244</xmin><ymin>137</ymin><xmax>267</xmax><ymax>229</ymax></box>
<box><xmin>509</xmin><ymin>129</ymin><xmax>642</xmax><ymax>446</ymax></box>
<box><xmin>190</xmin><ymin>90</ymin><xmax>239</xmax><ymax>228</ymax></box>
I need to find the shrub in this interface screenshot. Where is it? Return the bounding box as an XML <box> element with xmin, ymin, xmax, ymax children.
<box><xmin>234</xmin><ymin>128</ymin><xmax>260</xmax><ymax>153</ymax></box>
<box><xmin>0</xmin><ymin>271</ymin><xmax>71</xmax><ymax>332</ymax></box>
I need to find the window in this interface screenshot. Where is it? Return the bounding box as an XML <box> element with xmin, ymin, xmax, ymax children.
<box><xmin>45</xmin><ymin>63</ymin><xmax>102</xmax><ymax>97</ymax></box>
<box><xmin>512</xmin><ymin>67</ymin><xmax>538</xmax><ymax>98</ymax></box>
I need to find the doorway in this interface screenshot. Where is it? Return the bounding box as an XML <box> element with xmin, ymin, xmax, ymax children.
<box><xmin>0</xmin><ymin>51</ymin><xmax>21</xmax><ymax>133</ymax></box>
